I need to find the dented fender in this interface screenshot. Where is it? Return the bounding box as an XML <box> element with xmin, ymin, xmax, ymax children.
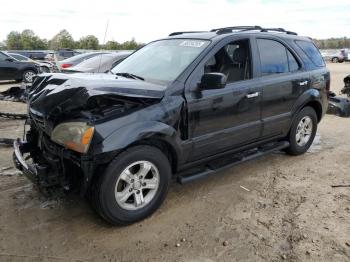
<box><xmin>93</xmin><ymin>120</ymin><xmax>184</xmax><ymax>163</ymax></box>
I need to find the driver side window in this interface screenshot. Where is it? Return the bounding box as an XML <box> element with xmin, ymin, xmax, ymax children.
<box><xmin>204</xmin><ymin>39</ymin><xmax>252</xmax><ymax>84</ymax></box>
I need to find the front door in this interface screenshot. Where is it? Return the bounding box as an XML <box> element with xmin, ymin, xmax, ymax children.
<box><xmin>0</xmin><ymin>53</ymin><xmax>18</xmax><ymax>80</ymax></box>
<box><xmin>185</xmin><ymin>38</ymin><xmax>262</xmax><ymax>161</ymax></box>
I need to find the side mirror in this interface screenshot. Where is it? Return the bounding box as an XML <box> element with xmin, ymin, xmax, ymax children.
<box><xmin>199</xmin><ymin>73</ymin><xmax>227</xmax><ymax>90</ymax></box>
<box><xmin>5</xmin><ymin>58</ymin><xmax>14</xmax><ymax>62</ymax></box>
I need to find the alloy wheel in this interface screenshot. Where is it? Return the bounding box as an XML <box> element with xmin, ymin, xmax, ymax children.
<box><xmin>24</xmin><ymin>71</ymin><xmax>35</xmax><ymax>82</ymax></box>
<box><xmin>295</xmin><ymin>116</ymin><xmax>313</xmax><ymax>147</ymax></box>
<box><xmin>115</xmin><ymin>161</ymin><xmax>160</xmax><ymax>211</ymax></box>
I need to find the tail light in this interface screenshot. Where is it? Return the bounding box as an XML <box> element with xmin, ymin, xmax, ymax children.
<box><xmin>61</xmin><ymin>63</ymin><xmax>72</xmax><ymax>69</ymax></box>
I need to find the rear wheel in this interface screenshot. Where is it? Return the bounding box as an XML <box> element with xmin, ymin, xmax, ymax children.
<box><xmin>285</xmin><ymin>106</ymin><xmax>317</xmax><ymax>155</ymax></box>
<box><xmin>91</xmin><ymin>145</ymin><xmax>171</xmax><ymax>225</ymax></box>
<box><xmin>332</xmin><ymin>57</ymin><xmax>339</xmax><ymax>63</ymax></box>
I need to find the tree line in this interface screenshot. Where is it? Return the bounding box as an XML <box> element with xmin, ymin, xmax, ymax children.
<box><xmin>313</xmin><ymin>37</ymin><xmax>350</xmax><ymax>49</ymax></box>
<box><xmin>1</xmin><ymin>29</ymin><xmax>349</xmax><ymax>51</ymax></box>
<box><xmin>0</xmin><ymin>29</ymin><xmax>143</xmax><ymax>51</ymax></box>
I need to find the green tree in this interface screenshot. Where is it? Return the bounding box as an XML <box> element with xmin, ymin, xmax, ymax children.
<box><xmin>0</xmin><ymin>41</ymin><xmax>6</xmax><ymax>50</ymax></box>
<box><xmin>20</xmin><ymin>29</ymin><xmax>36</xmax><ymax>49</ymax></box>
<box><xmin>78</xmin><ymin>35</ymin><xmax>99</xmax><ymax>49</ymax></box>
<box><xmin>49</xmin><ymin>29</ymin><xmax>75</xmax><ymax>50</ymax></box>
<box><xmin>6</xmin><ymin>31</ymin><xmax>23</xmax><ymax>50</ymax></box>
<box><xmin>104</xmin><ymin>40</ymin><xmax>121</xmax><ymax>50</ymax></box>
<box><xmin>120</xmin><ymin>38</ymin><xmax>139</xmax><ymax>50</ymax></box>
<box><xmin>20</xmin><ymin>30</ymin><xmax>47</xmax><ymax>50</ymax></box>
<box><xmin>314</xmin><ymin>37</ymin><xmax>350</xmax><ymax>49</ymax></box>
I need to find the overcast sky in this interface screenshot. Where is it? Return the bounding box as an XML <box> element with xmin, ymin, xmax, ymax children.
<box><xmin>1</xmin><ymin>0</ymin><xmax>350</xmax><ymax>43</ymax></box>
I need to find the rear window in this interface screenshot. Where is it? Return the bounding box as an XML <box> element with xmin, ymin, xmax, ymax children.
<box><xmin>296</xmin><ymin>40</ymin><xmax>325</xmax><ymax>67</ymax></box>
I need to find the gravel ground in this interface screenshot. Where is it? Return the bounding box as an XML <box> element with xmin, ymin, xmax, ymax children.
<box><xmin>0</xmin><ymin>64</ymin><xmax>349</xmax><ymax>262</ymax></box>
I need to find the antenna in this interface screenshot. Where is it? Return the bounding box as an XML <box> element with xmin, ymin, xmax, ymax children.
<box><xmin>97</xmin><ymin>19</ymin><xmax>109</xmax><ymax>73</ymax></box>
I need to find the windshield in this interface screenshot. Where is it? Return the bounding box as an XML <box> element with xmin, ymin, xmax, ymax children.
<box><xmin>111</xmin><ymin>39</ymin><xmax>210</xmax><ymax>84</ymax></box>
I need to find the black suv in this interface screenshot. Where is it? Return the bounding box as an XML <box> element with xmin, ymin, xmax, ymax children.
<box><xmin>13</xmin><ymin>26</ymin><xmax>329</xmax><ymax>225</ymax></box>
<box><xmin>0</xmin><ymin>51</ymin><xmax>40</xmax><ymax>82</ymax></box>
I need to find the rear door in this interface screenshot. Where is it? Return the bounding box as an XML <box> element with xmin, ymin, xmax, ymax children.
<box><xmin>254</xmin><ymin>38</ymin><xmax>310</xmax><ymax>138</ymax></box>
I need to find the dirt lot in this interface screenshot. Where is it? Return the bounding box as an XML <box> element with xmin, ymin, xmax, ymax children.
<box><xmin>0</xmin><ymin>63</ymin><xmax>349</xmax><ymax>262</ymax></box>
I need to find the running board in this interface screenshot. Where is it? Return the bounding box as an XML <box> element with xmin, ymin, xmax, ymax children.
<box><xmin>176</xmin><ymin>141</ymin><xmax>289</xmax><ymax>184</ymax></box>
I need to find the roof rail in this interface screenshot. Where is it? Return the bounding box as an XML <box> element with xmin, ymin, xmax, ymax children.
<box><xmin>169</xmin><ymin>31</ymin><xmax>206</xmax><ymax>36</ymax></box>
<box><xmin>210</xmin><ymin>26</ymin><xmax>262</xmax><ymax>33</ymax></box>
<box><xmin>210</xmin><ymin>26</ymin><xmax>297</xmax><ymax>35</ymax></box>
<box><xmin>260</xmin><ymin>28</ymin><xmax>297</xmax><ymax>35</ymax></box>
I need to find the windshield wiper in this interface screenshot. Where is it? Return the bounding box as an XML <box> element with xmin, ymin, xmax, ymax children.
<box><xmin>115</xmin><ymin>72</ymin><xmax>144</xmax><ymax>81</ymax></box>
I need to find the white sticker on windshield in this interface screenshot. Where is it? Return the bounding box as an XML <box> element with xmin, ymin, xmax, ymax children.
<box><xmin>179</xmin><ymin>40</ymin><xmax>206</xmax><ymax>48</ymax></box>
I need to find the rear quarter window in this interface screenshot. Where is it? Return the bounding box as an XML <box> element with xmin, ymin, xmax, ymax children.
<box><xmin>296</xmin><ymin>40</ymin><xmax>325</xmax><ymax>67</ymax></box>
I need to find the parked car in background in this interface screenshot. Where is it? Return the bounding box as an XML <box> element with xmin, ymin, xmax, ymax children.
<box><xmin>58</xmin><ymin>52</ymin><xmax>110</xmax><ymax>70</ymax></box>
<box><xmin>0</xmin><ymin>51</ymin><xmax>39</xmax><ymax>82</ymax></box>
<box><xmin>327</xmin><ymin>49</ymin><xmax>350</xmax><ymax>63</ymax></box>
<box><xmin>10</xmin><ymin>51</ymin><xmax>48</xmax><ymax>61</ymax></box>
<box><xmin>8</xmin><ymin>53</ymin><xmax>54</xmax><ymax>73</ymax></box>
<box><xmin>62</xmin><ymin>52</ymin><xmax>132</xmax><ymax>73</ymax></box>
<box><xmin>56</xmin><ymin>49</ymin><xmax>81</xmax><ymax>61</ymax></box>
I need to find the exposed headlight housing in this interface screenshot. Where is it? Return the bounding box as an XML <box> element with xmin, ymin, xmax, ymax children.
<box><xmin>51</xmin><ymin>122</ymin><xmax>94</xmax><ymax>153</ymax></box>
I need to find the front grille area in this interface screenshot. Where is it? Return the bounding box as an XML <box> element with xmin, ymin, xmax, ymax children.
<box><xmin>30</xmin><ymin>111</ymin><xmax>45</xmax><ymax>132</ymax></box>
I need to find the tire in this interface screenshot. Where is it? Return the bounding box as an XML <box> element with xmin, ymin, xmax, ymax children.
<box><xmin>22</xmin><ymin>70</ymin><xmax>36</xmax><ymax>83</ymax></box>
<box><xmin>91</xmin><ymin>145</ymin><xmax>171</xmax><ymax>225</ymax></box>
<box><xmin>285</xmin><ymin>106</ymin><xmax>317</xmax><ymax>156</ymax></box>
<box><xmin>332</xmin><ymin>57</ymin><xmax>339</xmax><ymax>63</ymax></box>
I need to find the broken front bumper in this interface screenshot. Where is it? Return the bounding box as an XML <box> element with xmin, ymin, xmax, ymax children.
<box><xmin>13</xmin><ymin>137</ymin><xmax>72</xmax><ymax>190</ymax></box>
<box><xmin>13</xmin><ymin>139</ymin><xmax>38</xmax><ymax>183</ymax></box>
<box><xmin>13</xmin><ymin>137</ymin><xmax>103</xmax><ymax>194</ymax></box>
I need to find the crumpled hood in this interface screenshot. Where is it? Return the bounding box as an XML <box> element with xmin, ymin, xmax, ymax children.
<box><xmin>28</xmin><ymin>73</ymin><xmax>165</xmax><ymax>117</ymax></box>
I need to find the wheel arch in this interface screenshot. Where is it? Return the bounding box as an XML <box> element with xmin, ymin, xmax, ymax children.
<box><xmin>292</xmin><ymin>89</ymin><xmax>323</xmax><ymax>123</ymax></box>
<box><xmin>129</xmin><ymin>138</ymin><xmax>179</xmax><ymax>174</ymax></box>
<box><xmin>94</xmin><ymin>121</ymin><xmax>183</xmax><ymax>173</ymax></box>
<box><xmin>303</xmin><ymin>100</ymin><xmax>323</xmax><ymax>122</ymax></box>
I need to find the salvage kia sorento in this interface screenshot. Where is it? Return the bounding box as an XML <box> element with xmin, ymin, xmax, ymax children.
<box><xmin>13</xmin><ymin>26</ymin><xmax>329</xmax><ymax>225</ymax></box>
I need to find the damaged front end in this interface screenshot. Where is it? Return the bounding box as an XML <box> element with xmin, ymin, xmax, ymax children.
<box><xmin>13</xmin><ymin>130</ymin><xmax>84</xmax><ymax>192</ymax></box>
<box><xmin>341</xmin><ymin>75</ymin><xmax>350</xmax><ymax>97</ymax></box>
<box><xmin>13</xmin><ymin>73</ymin><xmax>167</xmax><ymax>194</ymax></box>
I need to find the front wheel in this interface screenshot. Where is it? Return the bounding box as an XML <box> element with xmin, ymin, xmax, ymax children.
<box><xmin>91</xmin><ymin>145</ymin><xmax>171</xmax><ymax>225</ymax></box>
<box><xmin>285</xmin><ymin>106</ymin><xmax>317</xmax><ymax>155</ymax></box>
<box><xmin>22</xmin><ymin>70</ymin><xmax>36</xmax><ymax>83</ymax></box>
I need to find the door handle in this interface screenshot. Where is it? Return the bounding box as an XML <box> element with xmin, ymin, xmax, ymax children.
<box><xmin>298</xmin><ymin>80</ymin><xmax>308</xmax><ymax>86</ymax></box>
<box><xmin>246</xmin><ymin>92</ymin><xmax>260</xmax><ymax>99</ymax></box>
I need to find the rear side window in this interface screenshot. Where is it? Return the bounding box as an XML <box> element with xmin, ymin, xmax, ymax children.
<box><xmin>287</xmin><ymin>50</ymin><xmax>300</xmax><ymax>72</ymax></box>
<box><xmin>257</xmin><ymin>39</ymin><xmax>289</xmax><ymax>75</ymax></box>
<box><xmin>296</xmin><ymin>40</ymin><xmax>325</xmax><ymax>67</ymax></box>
